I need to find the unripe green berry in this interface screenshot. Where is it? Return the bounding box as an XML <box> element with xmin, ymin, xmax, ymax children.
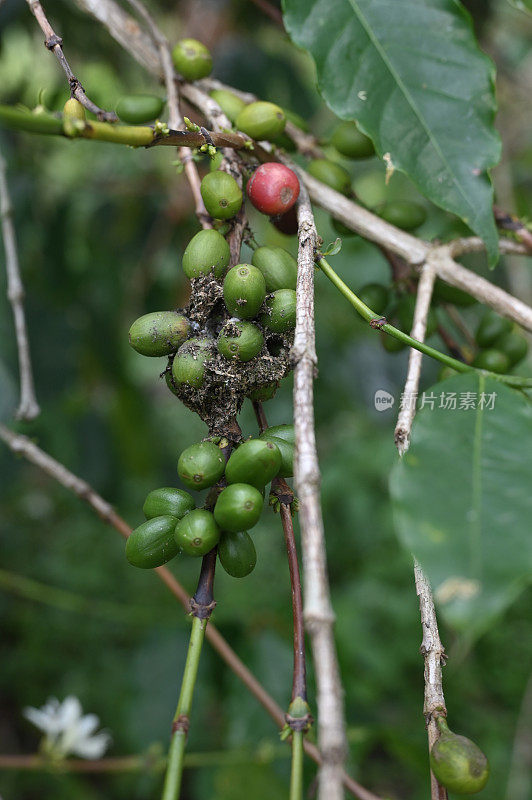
<box><xmin>357</xmin><ymin>283</ymin><xmax>390</xmax><ymax>315</ymax></box>
<box><xmin>225</xmin><ymin>439</ymin><xmax>281</xmax><ymax>489</ymax></box>
<box><xmin>259</xmin><ymin>426</ymin><xmax>294</xmax><ymax>478</ymax></box>
<box><xmin>381</xmin><ymin>332</ymin><xmax>406</xmax><ymax>352</ymax></box>
<box><xmin>378</xmin><ymin>200</ymin><xmax>427</xmax><ymax>230</ymax></box>
<box><xmin>495</xmin><ymin>330</ymin><xmax>528</xmax><ymax>365</ymax></box>
<box><xmin>143</xmin><ymin>488</ymin><xmax>195</xmax><ymax>520</ymax></box>
<box><xmin>178</xmin><ymin>440</ymin><xmax>225</xmax><ymax>491</ymax></box>
<box><xmin>218</xmin><ymin>531</ymin><xmax>257</xmax><ymax>578</ymax></box>
<box><xmin>433</xmin><ymin>280</ymin><xmax>476</xmax><ymax>307</ymax></box>
<box><xmin>182</xmin><ymin>228</ymin><xmax>230</xmax><ymax>280</ymax></box>
<box><xmin>200</xmin><ymin>171</ymin><xmax>243</xmax><ymax>220</ymax></box>
<box><xmin>430</xmin><ymin>719</ymin><xmax>489</xmax><ymax>795</ymax></box>
<box><xmin>331</xmin><ymin>217</ymin><xmax>357</xmax><ymax>237</ymax></box>
<box><xmin>223</xmin><ymin>264</ymin><xmax>266</xmax><ymax>319</ymax></box>
<box><xmin>251</xmin><ymin>246</ymin><xmax>297</xmax><ymax>292</ymax></box>
<box><xmin>259</xmin><ymin>424</ymin><xmax>295</xmax><ymax>446</ymax></box>
<box><xmin>209</xmin><ymin>151</ymin><xmax>224</xmax><ymax>172</ymax></box>
<box><xmin>116</xmin><ymin>94</ymin><xmax>164</xmax><ymax>124</ymax></box>
<box><xmin>260</xmin><ymin>289</ymin><xmax>297</xmax><ymax>333</ymax></box>
<box><xmin>247</xmin><ymin>381</ymin><xmax>278</xmax><ymax>402</ymax></box>
<box><xmin>209</xmin><ymin>89</ymin><xmax>246</xmax><ymax>124</ymax></box>
<box><xmin>307</xmin><ymin>159</ymin><xmax>351</xmax><ymax>195</ymax></box>
<box><xmin>172</xmin><ymin>38</ymin><xmax>212</xmax><ymax>81</ymax></box>
<box><xmin>472</xmin><ymin>348</ymin><xmax>510</xmax><ymax>374</ymax></box>
<box><xmin>174</xmin><ymin>509</ymin><xmax>220</xmax><ymax>556</ymax></box>
<box><xmin>214</xmin><ymin>483</ymin><xmax>263</xmax><ymax>532</ymax></box>
<box><xmin>172</xmin><ymin>337</ymin><xmax>214</xmax><ymax>389</ymax></box>
<box><xmin>398</xmin><ymin>294</ymin><xmax>438</xmax><ymax>337</ymax></box>
<box><xmin>475</xmin><ymin>309</ymin><xmax>513</xmax><ymax>348</ymax></box>
<box><xmin>129</xmin><ymin>311</ymin><xmax>190</xmax><ymax>357</ymax></box>
<box><xmin>218</xmin><ymin>321</ymin><xmax>263</xmax><ymax>361</ymax></box>
<box><xmin>235</xmin><ymin>101</ymin><xmax>286</xmax><ymax>141</ymax></box>
<box><xmin>126</xmin><ymin>516</ymin><xmax>179</xmax><ymax>569</ymax></box>
<box><xmin>331</xmin><ymin>121</ymin><xmax>374</xmax><ymax>159</ymax></box>
<box><xmin>63</xmin><ymin>98</ymin><xmax>86</xmax><ymax>120</ymax></box>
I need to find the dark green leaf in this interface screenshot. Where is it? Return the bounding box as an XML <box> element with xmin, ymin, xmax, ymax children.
<box><xmin>283</xmin><ymin>0</ymin><xmax>501</xmax><ymax>265</ymax></box>
<box><xmin>390</xmin><ymin>373</ymin><xmax>532</xmax><ymax>634</ymax></box>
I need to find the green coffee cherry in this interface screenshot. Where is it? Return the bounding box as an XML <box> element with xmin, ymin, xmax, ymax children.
<box><xmin>251</xmin><ymin>246</ymin><xmax>297</xmax><ymax>292</ymax></box>
<box><xmin>209</xmin><ymin>151</ymin><xmax>224</xmax><ymax>172</ymax></box>
<box><xmin>129</xmin><ymin>311</ymin><xmax>190</xmax><ymax>357</ymax></box>
<box><xmin>433</xmin><ymin>280</ymin><xmax>476</xmax><ymax>307</ymax></box>
<box><xmin>126</xmin><ymin>516</ymin><xmax>179</xmax><ymax>569</ymax></box>
<box><xmin>260</xmin><ymin>289</ymin><xmax>297</xmax><ymax>333</ymax></box>
<box><xmin>223</xmin><ymin>264</ymin><xmax>266</xmax><ymax>319</ymax></box>
<box><xmin>259</xmin><ymin>435</ymin><xmax>293</xmax><ymax>478</ymax></box>
<box><xmin>260</xmin><ymin>424</ymin><xmax>295</xmax><ymax>446</ymax></box>
<box><xmin>143</xmin><ymin>488</ymin><xmax>195</xmax><ymax>520</ymax></box>
<box><xmin>357</xmin><ymin>283</ymin><xmax>390</xmax><ymax>315</ymax></box>
<box><xmin>381</xmin><ymin>332</ymin><xmax>406</xmax><ymax>352</ymax></box>
<box><xmin>209</xmin><ymin>89</ymin><xmax>246</xmax><ymax>124</ymax></box>
<box><xmin>166</xmin><ymin>371</ymin><xmax>180</xmax><ymax>397</ymax></box>
<box><xmin>495</xmin><ymin>330</ymin><xmax>528</xmax><ymax>365</ymax></box>
<box><xmin>171</xmin><ymin>38</ymin><xmax>212</xmax><ymax>81</ymax></box>
<box><xmin>218</xmin><ymin>321</ymin><xmax>264</xmax><ymax>361</ymax></box>
<box><xmin>218</xmin><ymin>531</ymin><xmax>257</xmax><ymax>578</ymax></box>
<box><xmin>182</xmin><ymin>228</ymin><xmax>230</xmax><ymax>280</ymax></box>
<box><xmin>398</xmin><ymin>295</ymin><xmax>438</xmax><ymax>337</ymax></box>
<box><xmin>172</xmin><ymin>337</ymin><xmax>214</xmax><ymax>389</ymax></box>
<box><xmin>63</xmin><ymin>98</ymin><xmax>86</xmax><ymax>120</ymax></box>
<box><xmin>235</xmin><ymin>101</ymin><xmax>286</xmax><ymax>141</ymax></box>
<box><xmin>225</xmin><ymin>439</ymin><xmax>281</xmax><ymax>489</ymax></box>
<box><xmin>247</xmin><ymin>381</ymin><xmax>278</xmax><ymax>402</ymax></box>
<box><xmin>307</xmin><ymin>159</ymin><xmax>351</xmax><ymax>195</ymax></box>
<box><xmin>378</xmin><ymin>201</ymin><xmax>427</xmax><ymax>230</ymax></box>
<box><xmin>472</xmin><ymin>348</ymin><xmax>510</xmax><ymax>374</ymax></box>
<box><xmin>200</xmin><ymin>171</ymin><xmax>243</xmax><ymax>220</ymax></box>
<box><xmin>430</xmin><ymin>719</ymin><xmax>489</xmax><ymax>795</ymax></box>
<box><xmin>331</xmin><ymin>121</ymin><xmax>374</xmax><ymax>159</ymax></box>
<box><xmin>174</xmin><ymin>509</ymin><xmax>220</xmax><ymax>556</ymax></box>
<box><xmin>178</xmin><ymin>440</ymin><xmax>225</xmax><ymax>490</ymax></box>
<box><xmin>116</xmin><ymin>94</ymin><xmax>164</xmax><ymax>124</ymax></box>
<box><xmin>475</xmin><ymin>309</ymin><xmax>512</xmax><ymax>348</ymax></box>
<box><xmin>214</xmin><ymin>483</ymin><xmax>263</xmax><ymax>532</ymax></box>
<box><xmin>331</xmin><ymin>217</ymin><xmax>357</xmax><ymax>237</ymax></box>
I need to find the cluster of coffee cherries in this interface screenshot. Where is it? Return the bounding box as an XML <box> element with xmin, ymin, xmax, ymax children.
<box><xmin>126</xmin><ymin>426</ymin><xmax>294</xmax><ymax>578</ymax></box>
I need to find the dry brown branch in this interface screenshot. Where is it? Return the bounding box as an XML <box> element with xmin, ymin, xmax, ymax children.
<box><xmin>0</xmin><ymin>151</ymin><xmax>40</xmax><ymax>421</ymax></box>
<box><xmin>394</xmin><ymin>261</ymin><xmax>437</xmax><ymax>455</ymax></box>
<box><xmin>26</xmin><ymin>0</ymin><xmax>117</xmax><ymax>120</ymax></box>
<box><xmin>292</xmin><ymin>177</ymin><xmax>348</xmax><ymax>800</ymax></box>
<box><xmin>414</xmin><ymin>560</ymin><xmax>448</xmax><ymax>800</ymax></box>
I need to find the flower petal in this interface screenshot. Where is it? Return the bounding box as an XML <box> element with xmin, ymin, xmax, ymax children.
<box><xmin>71</xmin><ymin>732</ymin><xmax>112</xmax><ymax>759</ymax></box>
<box><xmin>58</xmin><ymin>696</ymin><xmax>82</xmax><ymax>729</ymax></box>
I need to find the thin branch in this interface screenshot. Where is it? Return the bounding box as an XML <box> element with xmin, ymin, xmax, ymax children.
<box><xmin>394</xmin><ymin>261</ymin><xmax>437</xmax><ymax>455</ymax></box>
<box><xmin>123</xmin><ymin>0</ymin><xmax>210</xmax><ymax>227</ymax></box>
<box><xmin>448</xmin><ymin>235</ymin><xmax>529</xmax><ymax>257</ymax></box>
<box><xmin>494</xmin><ymin>206</ymin><xmax>532</xmax><ymax>254</ymax></box>
<box><xmin>0</xmin><ymin>150</ymin><xmax>40</xmax><ymax>420</ymax></box>
<box><xmin>292</xmin><ymin>179</ymin><xmax>348</xmax><ymax>800</ymax></box>
<box><xmin>26</xmin><ymin>0</ymin><xmax>117</xmax><ymax>120</ymax></box>
<box><xmin>414</xmin><ymin>560</ymin><xmax>448</xmax><ymax>800</ymax></box>
<box><xmin>0</xmin><ymin>422</ymin><xmax>381</xmax><ymax>800</ymax></box>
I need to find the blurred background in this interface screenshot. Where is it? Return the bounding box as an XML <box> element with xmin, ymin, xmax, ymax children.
<box><xmin>0</xmin><ymin>0</ymin><xmax>531</xmax><ymax>798</ymax></box>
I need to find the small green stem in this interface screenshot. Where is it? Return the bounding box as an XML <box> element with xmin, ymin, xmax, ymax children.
<box><xmin>289</xmin><ymin>731</ymin><xmax>304</xmax><ymax>800</ymax></box>
<box><xmin>161</xmin><ymin>615</ymin><xmax>207</xmax><ymax>800</ymax></box>
<box><xmin>317</xmin><ymin>256</ymin><xmax>532</xmax><ymax>389</ymax></box>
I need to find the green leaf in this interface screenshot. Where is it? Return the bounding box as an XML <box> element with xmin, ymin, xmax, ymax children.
<box><xmin>390</xmin><ymin>373</ymin><xmax>532</xmax><ymax>634</ymax></box>
<box><xmin>283</xmin><ymin>0</ymin><xmax>501</xmax><ymax>265</ymax></box>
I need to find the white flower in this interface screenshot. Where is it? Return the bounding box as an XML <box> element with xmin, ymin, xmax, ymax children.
<box><xmin>23</xmin><ymin>696</ymin><xmax>111</xmax><ymax>759</ymax></box>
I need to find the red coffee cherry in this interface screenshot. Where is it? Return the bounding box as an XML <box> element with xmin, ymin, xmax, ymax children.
<box><xmin>246</xmin><ymin>163</ymin><xmax>300</xmax><ymax>216</ymax></box>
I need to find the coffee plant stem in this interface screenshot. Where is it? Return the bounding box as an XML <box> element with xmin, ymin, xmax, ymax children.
<box><xmin>0</xmin><ymin>148</ymin><xmax>39</xmax><ymax>421</ymax></box>
<box><xmin>290</xmin><ymin>731</ymin><xmax>305</xmax><ymax>800</ymax></box>
<box><xmin>25</xmin><ymin>0</ymin><xmax>117</xmax><ymax>121</ymax></box>
<box><xmin>317</xmin><ymin>257</ymin><xmax>532</xmax><ymax>389</ymax></box>
<box><xmin>161</xmin><ymin>615</ymin><xmax>208</xmax><ymax>800</ymax></box>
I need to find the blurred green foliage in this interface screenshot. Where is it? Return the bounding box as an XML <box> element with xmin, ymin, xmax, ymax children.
<box><xmin>1</xmin><ymin>1</ymin><xmax>531</xmax><ymax>799</ymax></box>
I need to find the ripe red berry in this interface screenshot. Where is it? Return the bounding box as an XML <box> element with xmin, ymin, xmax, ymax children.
<box><xmin>246</xmin><ymin>163</ymin><xmax>300</xmax><ymax>216</ymax></box>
